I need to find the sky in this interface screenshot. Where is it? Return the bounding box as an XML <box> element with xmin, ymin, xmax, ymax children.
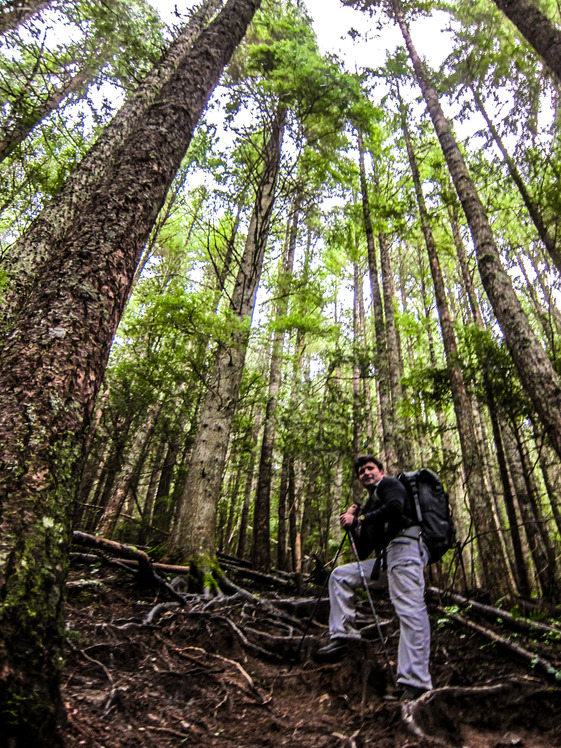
<box><xmin>150</xmin><ymin>0</ymin><xmax>454</xmax><ymax>73</ymax></box>
<box><xmin>303</xmin><ymin>0</ymin><xmax>453</xmax><ymax>70</ymax></box>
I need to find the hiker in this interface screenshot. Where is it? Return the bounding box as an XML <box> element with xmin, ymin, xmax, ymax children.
<box><xmin>316</xmin><ymin>454</ymin><xmax>432</xmax><ymax>700</ymax></box>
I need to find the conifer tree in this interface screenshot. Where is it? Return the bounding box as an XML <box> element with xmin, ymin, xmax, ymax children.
<box><xmin>0</xmin><ymin>0</ymin><xmax>261</xmax><ymax>741</ymax></box>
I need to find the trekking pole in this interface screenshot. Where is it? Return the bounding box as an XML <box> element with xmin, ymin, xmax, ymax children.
<box><xmin>292</xmin><ymin>534</ymin><xmax>347</xmax><ymax>666</ymax></box>
<box><xmin>346</xmin><ymin>531</ymin><xmax>398</xmax><ymax>688</ymax></box>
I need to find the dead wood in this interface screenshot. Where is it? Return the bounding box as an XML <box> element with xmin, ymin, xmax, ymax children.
<box><xmin>218</xmin><ymin>559</ymin><xmax>297</xmax><ymax>589</ymax></box>
<box><xmin>429</xmin><ymin>586</ymin><xmax>561</xmax><ymax>637</ymax></box>
<box><xmin>217</xmin><ymin>571</ymin><xmax>304</xmax><ymax>629</ymax></box>
<box><xmin>401</xmin><ymin>682</ymin><xmax>514</xmax><ymax>747</ymax></box>
<box><xmin>437</xmin><ymin>606</ymin><xmax>561</xmax><ymax>683</ymax></box>
<box><xmin>217</xmin><ymin>550</ymin><xmax>253</xmax><ymax>568</ymax></box>
<box><xmin>71</xmin><ymin>531</ymin><xmax>188</xmax><ymax>602</ymax></box>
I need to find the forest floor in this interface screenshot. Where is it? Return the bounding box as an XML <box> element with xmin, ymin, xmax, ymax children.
<box><xmin>60</xmin><ymin>558</ymin><xmax>561</xmax><ymax>748</ymax></box>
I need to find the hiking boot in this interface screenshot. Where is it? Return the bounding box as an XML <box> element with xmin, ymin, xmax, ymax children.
<box><xmin>315</xmin><ymin>638</ymin><xmax>349</xmax><ymax>663</ymax></box>
<box><xmin>384</xmin><ymin>685</ymin><xmax>429</xmax><ymax>702</ymax></box>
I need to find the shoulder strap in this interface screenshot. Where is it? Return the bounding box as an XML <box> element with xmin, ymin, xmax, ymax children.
<box><xmin>410</xmin><ymin>473</ymin><xmax>423</xmax><ymax>525</ymax></box>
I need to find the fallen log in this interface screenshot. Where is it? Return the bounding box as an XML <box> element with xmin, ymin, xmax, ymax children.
<box><xmin>219</xmin><ymin>560</ymin><xmax>296</xmax><ymax>590</ymax></box>
<box><xmin>437</xmin><ymin>606</ymin><xmax>561</xmax><ymax>684</ymax></box>
<box><xmin>71</xmin><ymin>531</ymin><xmax>187</xmax><ymax>602</ymax></box>
<box><xmin>429</xmin><ymin>586</ymin><xmax>561</xmax><ymax>638</ymax></box>
<box><xmin>70</xmin><ymin>551</ymin><xmax>190</xmax><ymax>576</ymax></box>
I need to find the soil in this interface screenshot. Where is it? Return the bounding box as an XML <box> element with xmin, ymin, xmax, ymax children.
<box><xmin>61</xmin><ymin>562</ymin><xmax>561</xmax><ymax>747</ymax></box>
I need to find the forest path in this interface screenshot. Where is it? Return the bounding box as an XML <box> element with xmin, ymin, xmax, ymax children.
<box><xmin>62</xmin><ymin>562</ymin><xmax>561</xmax><ymax>747</ymax></box>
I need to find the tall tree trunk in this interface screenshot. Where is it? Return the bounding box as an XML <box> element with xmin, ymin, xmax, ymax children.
<box><xmin>470</xmin><ymin>84</ymin><xmax>561</xmax><ymax>273</ymax></box>
<box><xmin>378</xmin><ymin>229</ymin><xmax>411</xmax><ymax>466</ymax></box>
<box><xmin>137</xmin><ymin>436</ymin><xmax>168</xmax><ymax>546</ymax></box>
<box><xmin>0</xmin><ymin>0</ymin><xmax>52</xmax><ymax>35</ymax></box>
<box><xmin>252</xmin><ymin>184</ymin><xmax>300</xmax><ymax>570</ymax></box>
<box><xmin>401</xmin><ymin>103</ymin><xmax>513</xmax><ymax>597</ymax></box>
<box><xmin>357</xmin><ymin>128</ymin><xmax>396</xmax><ymax>472</ymax></box>
<box><xmin>0</xmin><ymin>0</ymin><xmax>261</xmax><ymax>741</ymax></box>
<box><xmin>490</xmin><ymin>407</ymin><xmax>532</xmax><ymax>596</ymax></box>
<box><xmin>355</xmin><ymin>268</ymin><xmax>375</xmax><ymax>446</ymax></box>
<box><xmin>502</xmin><ymin>418</ymin><xmax>557</xmax><ymax>598</ymax></box>
<box><xmin>168</xmin><ymin>106</ymin><xmax>286</xmax><ymax>567</ymax></box>
<box><xmin>0</xmin><ymin>0</ymin><xmax>223</xmax><ymax>332</ymax></box>
<box><xmin>236</xmin><ymin>410</ymin><xmax>262</xmax><ymax>560</ymax></box>
<box><xmin>491</xmin><ymin>0</ymin><xmax>561</xmax><ymax>85</ymax></box>
<box><xmin>352</xmin><ymin>261</ymin><xmax>365</xmax><ymax>496</ymax></box>
<box><xmin>392</xmin><ymin>0</ymin><xmax>561</xmax><ymax>464</ymax></box>
<box><xmin>535</xmin><ymin>433</ymin><xmax>561</xmax><ymax>538</ymax></box>
<box><xmin>444</xmin><ymin>194</ymin><xmax>533</xmax><ymax>595</ymax></box>
<box><xmin>277</xmin><ymin>453</ymin><xmax>290</xmax><ymax>570</ymax></box>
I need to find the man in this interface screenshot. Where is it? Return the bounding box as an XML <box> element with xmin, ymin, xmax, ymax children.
<box><xmin>316</xmin><ymin>455</ymin><xmax>432</xmax><ymax>701</ymax></box>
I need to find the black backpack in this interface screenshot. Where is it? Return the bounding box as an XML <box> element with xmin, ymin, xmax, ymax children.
<box><xmin>398</xmin><ymin>468</ymin><xmax>457</xmax><ymax>564</ymax></box>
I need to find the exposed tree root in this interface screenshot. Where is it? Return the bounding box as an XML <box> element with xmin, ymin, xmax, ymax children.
<box><xmin>400</xmin><ymin>678</ymin><xmax>560</xmax><ymax>747</ymax></box>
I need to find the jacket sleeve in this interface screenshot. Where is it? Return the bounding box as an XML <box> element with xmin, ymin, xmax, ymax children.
<box><xmin>360</xmin><ymin>477</ymin><xmax>407</xmax><ymax>528</ymax></box>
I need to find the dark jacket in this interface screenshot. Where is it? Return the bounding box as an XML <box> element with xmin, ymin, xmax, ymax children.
<box><xmin>353</xmin><ymin>476</ymin><xmax>415</xmax><ymax>560</ymax></box>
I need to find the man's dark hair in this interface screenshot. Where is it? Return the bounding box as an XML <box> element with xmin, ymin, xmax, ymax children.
<box><xmin>354</xmin><ymin>454</ymin><xmax>384</xmax><ymax>476</ymax></box>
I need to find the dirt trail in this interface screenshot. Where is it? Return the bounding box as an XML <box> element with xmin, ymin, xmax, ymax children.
<box><xmin>62</xmin><ymin>565</ymin><xmax>561</xmax><ymax>747</ymax></box>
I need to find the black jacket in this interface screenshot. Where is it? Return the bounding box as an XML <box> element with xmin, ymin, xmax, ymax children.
<box><xmin>353</xmin><ymin>476</ymin><xmax>415</xmax><ymax>560</ymax></box>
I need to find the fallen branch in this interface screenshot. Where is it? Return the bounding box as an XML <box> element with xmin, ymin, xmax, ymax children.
<box><xmin>218</xmin><ymin>560</ymin><xmax>296</xmax><ymax>590</ymax></box>
<box><xmin>217</xmin><ymin>572</ymin><xmax>303</xmax><ymax>629</ymax></box>
<box><xmin>429</xmin><ymin>586</ymin><xmax>561</xmax><ymax>638</ymax></box>
<box><xmin>437</xmin><ymin>606</ymin><xmax>561</xmax><ymax>683</ymax></box>
<box><xmin>72</xmin><ymin>531</ymin><xmax>187</xmax><ymax>603</ymax></box>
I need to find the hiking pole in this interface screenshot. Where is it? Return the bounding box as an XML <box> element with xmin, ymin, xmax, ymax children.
<box><xmin>346</xmin><ymin>530</ymin><xmax>398</xmax><ymax>688</ymax></box>
<box><xmin>292</xmin><ymin>534</ymin><xmax>347</xmax><ymax>666</ymax></box>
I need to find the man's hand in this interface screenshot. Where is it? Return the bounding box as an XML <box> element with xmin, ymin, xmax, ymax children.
<box><xmin>340</xmin><ymin>503</ymin><xmax>360</xmax><ymax>529</ymax></box>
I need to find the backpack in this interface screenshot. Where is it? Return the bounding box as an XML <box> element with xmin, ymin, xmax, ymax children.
<box><xmin>398</xmin><ymin>468</ymin><xmax>457</xmax><ymax>564</ymax></box>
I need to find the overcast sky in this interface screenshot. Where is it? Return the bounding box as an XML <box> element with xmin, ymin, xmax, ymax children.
<box><xmin>150</xmin><ymin>0</ymin><xmax>454</xmax><ymax>72</ymax></box>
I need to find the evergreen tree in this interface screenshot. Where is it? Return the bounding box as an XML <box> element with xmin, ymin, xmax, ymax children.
<box><xmin>0</xmin><ymin>0</ymin><xmax>261</xmax><ymax>741</ymax></box>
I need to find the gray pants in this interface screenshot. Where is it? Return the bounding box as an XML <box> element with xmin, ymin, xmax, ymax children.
<box><xmin>328</xmin><ymin>533</ymin><xmax>432</xmax><ymax>690</ymax></box>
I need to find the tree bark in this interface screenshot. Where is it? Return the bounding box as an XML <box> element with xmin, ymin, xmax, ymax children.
<box><xmin>0</xmin><ymin>0</ymin><xmax>52</xmax><ymax>35</ymax></box>
<box><xmin>168</xmin><ymin>106</ymin><xmax>286</xmax><ymax>566</ymax></box>
<box><xmin>392</xmin><ymin>0</ymin><xmax>561</xmax><ymax>465</ymax></box>
<box><xmin>0</xmin><ymin>0</ymin><xmax>261</xmax><ymax>741</ymax></box>
<box><xmin>492</xmin><ymin>0</ymin><xmax>561</xmax><ymax>85</ymax></box>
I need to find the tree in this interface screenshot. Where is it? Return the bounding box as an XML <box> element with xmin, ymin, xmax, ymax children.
<box><xmin>357</xmin><ymin>127</ymin><xmax>399</xmax><ymax>471</ymax></box>
<box><xmin>0</xmin><ymin>0</ymin><xmax>54</xmax><ymax>35</ymax></box>
<box><xmin>384</xmin><ymin>0</ymin><xmax>561</xmax><ymax>465</ymax></box>
<box><xmin>491</xmin><ymin>0</ymin><xmax>561</xmax><ymax>85</ymax></box>
<box><xmin>0</xmin><ymin>0</ymin><xmax>262</xmax><ymax>742</ymax></box>
<box><xmin>0</xmin><ymin>0</ymin><xmax>222</xmax><ymax>331</ymax></box>
<box><xmin>252</xmin><ymin>186</ymin><xmax>301</xmax><ymax>570</ymax></box>
<box><xmin>168</xmin><ymin>105</ymin><xmax>286</xmax><ymax>573</ymax></box>
<box><xmin>400</xmin><ymin>98</ymin><xmax>513</xmax><ymax>596</ymax></box>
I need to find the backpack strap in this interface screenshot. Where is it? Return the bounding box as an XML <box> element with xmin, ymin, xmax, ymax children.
<box><xmin>410</xmin><ymin>473</ymin><xmax>424</xmax><ymax>526</ymax></box>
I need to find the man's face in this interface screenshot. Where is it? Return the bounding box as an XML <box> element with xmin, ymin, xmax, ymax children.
<box><xmin>357</xmin><ymin>461</ymin><xmax>384</xmax><ymax>489</ymax></box>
